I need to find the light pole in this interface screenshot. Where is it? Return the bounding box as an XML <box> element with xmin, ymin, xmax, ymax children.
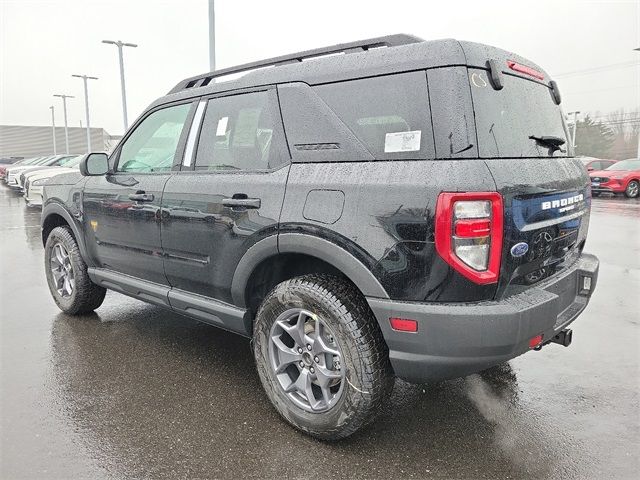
<box><xmin>102</xmin><ymin>39</ymin><xmax>137</xmax><ymax>131</ymax></box>
<box><xmin>567</xmin><ymin>111</ymin><xmax>581</xmax><ymax>151</ymax></box>
<box><xmin>208</xmin><ymin>0</ymin><xmax>216</xmax><ymax>71</ymax></box>
<box><xmin>72</xmin><ymin>74</ymin><xmax>98</xmax><ymax>152</ymax></box>
<box><xmin>53</xmin><ymin>94</ymin><xmax>74</xmax><ymax>154</ymax></box>
<box><xmin>49</xmin><ymin>106</ymin><xmax>57</xmax><ymax>155</ymax></box>
<box><xmin>635</xmin><ymin>48</ymin><xmax>640</xmax><ymax>160</ymax></box>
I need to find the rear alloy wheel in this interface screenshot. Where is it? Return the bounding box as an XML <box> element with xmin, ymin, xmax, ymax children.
<box><xmin>45</xmin><ymin>226</ymin><xmax>106</xmax><ymax>315</ymax></box>
<box><xmin>625</xmin><ymin>180</ymin><xmax>639</xmax><ymax>198</ymax></box>
<box><xmin>254</xmin><ymin>274</ymin><xmax>393</xmax><ymax>441</ymax></box>
<box><xmin>269</xmin><ymin>308</ymin><xmax>345</xmax><ymax>412</ymax></box>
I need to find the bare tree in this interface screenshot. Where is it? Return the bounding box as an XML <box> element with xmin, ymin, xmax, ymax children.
<box><xmin>605</xmin><ymin>109</ymin><xmax>639</xmax><ymax>159</ymax></box>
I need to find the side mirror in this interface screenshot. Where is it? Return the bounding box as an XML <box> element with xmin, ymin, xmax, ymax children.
<box><xmin>79</xmin><ymin>153</ymin><xmax>109</xmax><ymax>176</ymax></box>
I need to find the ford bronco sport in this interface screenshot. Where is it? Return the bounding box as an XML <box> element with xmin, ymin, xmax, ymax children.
<box><xmin>41</xmin><ymin>34</ymin><xmax>599</xmax><ymax>440</ymax></box>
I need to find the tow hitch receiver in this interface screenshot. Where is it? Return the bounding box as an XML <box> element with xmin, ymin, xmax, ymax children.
<box><xmin>550</xmin><ymin>328</ymin><xmax>573</xmax><ymax>347</ymax></box>
<box><xmin>534</xmin><ymin>328</ymin><xmax>573</xmax><ymax>350</ymax></box>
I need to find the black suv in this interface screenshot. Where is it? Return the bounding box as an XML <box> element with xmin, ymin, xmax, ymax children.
<box><xmin>41</xmin><ymin>35</ymin><xmax>599</xmax><ymax>440</ymax></box>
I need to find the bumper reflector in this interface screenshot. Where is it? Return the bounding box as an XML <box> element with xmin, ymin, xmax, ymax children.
<box><xmin>390</xmin><ymin>318</ymin><xmax>418</xmax><ymax>333</ymax></box>
<box><xmin>529</xmin><ymin>334</ymin><xmax>544</xmax><ymax>349</ymax></box>
<box><xmin>579</xmin><ymin>275</ymin><xmax>593</xmax><ymax>296</ymax></box>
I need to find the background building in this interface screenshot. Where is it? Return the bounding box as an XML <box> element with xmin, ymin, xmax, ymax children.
<box><xmin>0</xmin><ymin>124</ymin><xmax>121</xmax><ymax>158</ymax></box>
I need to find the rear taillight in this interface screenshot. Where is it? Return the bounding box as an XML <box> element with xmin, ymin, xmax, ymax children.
<box><xmin>435</xmin><ymin>192</ymin><xmax>503</xmax><ymax>284</ymax></box>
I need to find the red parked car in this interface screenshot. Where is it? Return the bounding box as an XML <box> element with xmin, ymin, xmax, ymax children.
<box><xmin>590</xmin><ymin>158</ymin><xmax>640</xmax><ymax>198</ymax></box>
<box><xmin>579</xmin><ymin>157</ymin><xmax>617</xmax><ymax>172</ymax></box>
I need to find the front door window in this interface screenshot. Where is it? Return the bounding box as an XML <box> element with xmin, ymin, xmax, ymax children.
<box><xmin>117</xmin><ymin>104</ymin><xmax>191</xmax><ymax>173</ymax></box>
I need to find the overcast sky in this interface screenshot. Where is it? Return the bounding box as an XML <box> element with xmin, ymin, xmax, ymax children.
<box><xmin>1</xmin><ymin>0</ymin><xmax>638</xmax><ymax>136</ymax></box>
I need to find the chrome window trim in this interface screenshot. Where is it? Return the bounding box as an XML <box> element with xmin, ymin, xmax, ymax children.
<box><xmin>182</xmin><ymin>100</ymin><xmax>207</xmax><ymax>167</ymax></box>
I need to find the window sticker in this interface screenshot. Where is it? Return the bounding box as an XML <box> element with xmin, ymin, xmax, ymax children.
<box><xmin>232</xmin><ymin>108</ymin><xmax>261</xmax><ymax>147</ymax></box>
<box><xmin>384</xmin><ymin>130</ymin><xmax>421</xmax><ymax>153</ymax></box>
<box><xmin>216</xmin><ymin>116</ymin><xmax>229</xmax><ymax>136</ymax></box>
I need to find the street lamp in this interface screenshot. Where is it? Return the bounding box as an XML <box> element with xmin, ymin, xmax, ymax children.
<box><xmin>209</xmin><ymin>0</ymin><xmax>216</xmax><ymax>71</ymax></box>
<box><xmin>102</xmin><ymin>39</ymin><xmax>137</xmax><ymax>131</ymax></box>
<box><xmin>567</xmin><ymin>111</ymin><xmax>581</xmax><ymax>150</ymax></box>
<box><xmin>53</xmin><ymin>94</ymin><xmax>74</xmax><ymax>154</ymax></box>
<box><xmin>635</xmin><ymin>48</ymin><xmax>640</xmax><ymax>159</ymax></box>
<box><xmin>49</xmin><ymin>106</ymin><xmax>57</xmax><ymax>155</ymax></box>
<box><xmin>72</xmin><ymin>74</ymin><xmax>98</xmax><ymax>152</ymax></box>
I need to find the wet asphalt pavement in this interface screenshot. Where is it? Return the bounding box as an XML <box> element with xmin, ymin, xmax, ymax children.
<box><xmin>1</xmin><ymin>185</ymin><xmax>638</xmax><ymax>480</ymax></box>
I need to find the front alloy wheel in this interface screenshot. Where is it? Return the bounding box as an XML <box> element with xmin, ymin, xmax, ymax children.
<box><xmin>50</xmin><ymin>242</ymin><xmax>75</xmax><ymax>297</ymax></box>
<box><xmin>269</xmin><ymin>309</ymin><xmax>345</xmax><ymax>412</ymax></box>
<box><xmin>44</xmin><ymin>226</ymin><xmax>106</xmax><ymax>315</ymax></box>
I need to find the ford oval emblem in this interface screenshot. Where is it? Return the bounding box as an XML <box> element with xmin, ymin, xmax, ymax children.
<box><xmin>511</xmin><ymin>242</ymin><xmax>529</xmax><ymax>258</ymax></box>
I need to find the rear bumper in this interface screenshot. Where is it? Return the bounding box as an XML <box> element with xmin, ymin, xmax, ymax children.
<box><xmin>367</xmin><ymin>252</ymin><xmax>599</xmax><ymax>383</ymax></box>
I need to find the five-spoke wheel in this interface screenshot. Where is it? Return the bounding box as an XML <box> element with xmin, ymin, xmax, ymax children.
<box><xmin>254</xmin><ymin>274</ymin><xmax>392</xmax><ymax>440</ymax></box>
<box><xmin>50</xmin><ymin>242</ymin><xmax>75</xmax><ymax>297</ymax></box>
<box><xmin>269</xmin><ymin>309</ymin><xmax>345</xmax><ymax>412</ymax></box>
<box><xmin>44</xmin><ymin>226</ymin><xmax>106</xmax><ymax>314</ymax></box>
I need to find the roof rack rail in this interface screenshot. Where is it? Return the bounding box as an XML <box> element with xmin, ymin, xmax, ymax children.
<box><xmin>169</xmin><ymin>33</ymin><xmax>424</xmax><ymax>94</ymax></box>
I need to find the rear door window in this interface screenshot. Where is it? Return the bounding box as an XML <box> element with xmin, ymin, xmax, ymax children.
<box><xmin>469</xmin><ymin>69</ymin><xmax>570</xmax><ymax>158</ymax></box>
<box><xmin>194</xmin><ymin>90</ymin><xmax>286</xmax><ymax>171</ymax></box>
<box><xmin>313</xmin><ymin>72</ymin><xmax>435</xmax><ymax>160</ymax></box>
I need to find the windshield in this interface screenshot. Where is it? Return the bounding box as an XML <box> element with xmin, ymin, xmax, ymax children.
<box><xmin>605</xmin><ymin>159</ymin><xmax>640</xmax><ymax>171</ymax></box>
<box><xmin>22</xmin><ymin>157</ymin><xmax>44</xmax><ymax>165</ymax></box>
<box><xmin>60</xmin><ymin>155</ymin><xmax>83</xmax><ymax>167</ymax></box>
<box><xmin>469</xmin><ymin>70</ymin><xmax>570</xmax><ymax>158</ymax></box>
<box><xmin>51</xmin><ymin>155</ymin><xmax>75</xmax><ymax>166</ymax></box>
<box><xmin>34</xmin><ymin>156</ymin><xmax>55</xmax><ymax>165</ymax></box>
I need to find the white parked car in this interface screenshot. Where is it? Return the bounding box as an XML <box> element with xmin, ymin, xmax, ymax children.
<box><xmin>4</xmin><ymin>156</ymin><xmax>55</xmax><ymax>187</ymax></box>
<box><xmin>5</xmin><ymin>155</ymin><xmax>76</xmax><ymax>188</ymax></box>
<box><xmin>24</xmin><ymin>155</ymin><xmax>85</xmax><ymax>207</ymax></box>
<box><xmin>21</xmin><ymin>154</ymin><xmax>83</xmax><ymax>189</ymax></box>
<box><xmin>16</xmin><ymin>154</ymin><xmax>78</xmax><ymax>190</ymax></box>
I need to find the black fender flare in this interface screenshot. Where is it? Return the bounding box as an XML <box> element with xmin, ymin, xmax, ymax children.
<box><xmin>230</xmin><ymin>232</ymin><xmax>389</xmax><ymax>307</ymax></box>
<box><xmin>41</xmin><ymin>202</ymin><xmax>91</xmax><ymax>263</ymax></box>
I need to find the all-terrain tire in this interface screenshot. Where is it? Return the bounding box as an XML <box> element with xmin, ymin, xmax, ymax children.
<box><xmin>44</xmin><ymin>226</ymin><xmax>106</xmax><ymax>315</ymax></box>
<box><xmin>253</xmin><ymin>274</ymin><xmax>393</xmax><ymax>441</ymax></box>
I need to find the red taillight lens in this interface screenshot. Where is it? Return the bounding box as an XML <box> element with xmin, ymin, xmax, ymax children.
<box><xmin>435</xmin><ymin>192</ymin><xmax>503</xmax><ymax>285</ymax></box>
<box><xmin>389</xmin><ymin>318</ymin><xmax>418</xmax><ymax>333</ymax></box>
<box><xmin>507</xmin><ymin>60</ymin><xmax>544</xmax><ymax>80</ymax></box>
<box><xmin>454</xmin><ymin>219</ymin><xmax>491</xmax><ymax>238</ymax></box>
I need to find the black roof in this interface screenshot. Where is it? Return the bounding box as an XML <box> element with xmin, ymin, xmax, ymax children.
<box><xmin>153</xmin><ymin>34</ymin><xmax>548</xmax><ymax>109</ymax></box>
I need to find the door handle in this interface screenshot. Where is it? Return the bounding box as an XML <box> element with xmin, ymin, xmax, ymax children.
<box><xmin>222</xmin><ymin>197</ymin><xmax>261</xmax><ymax>209</ymax></box>
<box><xmin>128</xmin><ymin>192</ymin><xmax>154</xmax><ymax>202</ymax></box>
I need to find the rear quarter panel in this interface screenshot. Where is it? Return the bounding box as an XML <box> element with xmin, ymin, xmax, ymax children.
<box><xmin>280</xmin><ymin>160</ymin><xmax>498</xmax><ymax>302</ymax></box>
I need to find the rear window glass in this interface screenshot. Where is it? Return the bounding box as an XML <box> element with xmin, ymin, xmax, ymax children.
<box><xmin>469</xmin><ymin>69</ymin><xmax>570</xmax><ymax>158</ymax></box>
<box><xmin>313</xmin><ymin>72</ymin><xmax>434</xmax><ymax>159</ymax></box>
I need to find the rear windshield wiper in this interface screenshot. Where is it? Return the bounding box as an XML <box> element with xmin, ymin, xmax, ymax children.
<box><xmin>529</xmin><ymin>135</ymin><xmax>566</xmax><ymax>153</ymax></box>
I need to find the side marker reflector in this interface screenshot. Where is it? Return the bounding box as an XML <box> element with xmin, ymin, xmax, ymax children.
<box><xmin>529</xmin><ymin>334</ymin><xmax>544</xmax><ymax>349</ymax></box>
<box><xmin>390</xmin><ymin>318</ymin><xmax>418</xmax><ymax>333</ymax></box>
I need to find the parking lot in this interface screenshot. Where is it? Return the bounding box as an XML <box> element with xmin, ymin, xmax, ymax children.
<box><xmin>1</xmin><ymin>185</ymin><xmax>638</xmax><ymax>479</ymax></box>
